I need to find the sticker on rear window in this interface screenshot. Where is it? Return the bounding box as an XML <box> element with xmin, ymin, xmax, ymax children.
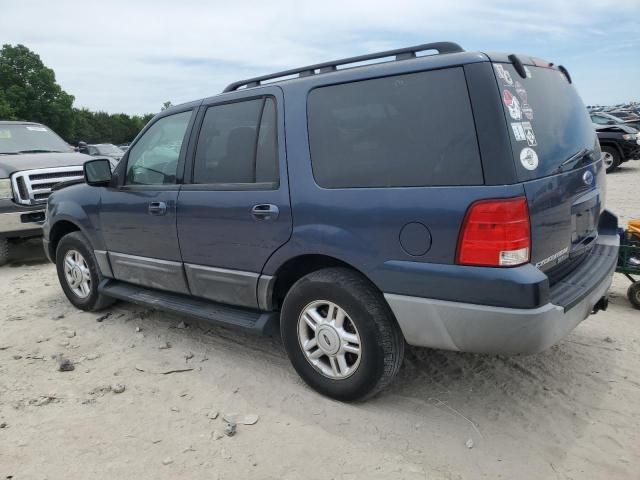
<box><xmin>494</xmin><ymin>64</ymin><xmax>513</xmax><ymax>86</ymax></box>
<box><xmin>503</xmin><ymin>89</ymin><xmax>522</xmax><ymax>120</ymax></box>
<box><xmin>26</xmin><ymin>126</ymin><xmax>48</xmax><ymax>132</ymax></box>
<box><xmin>515</xmin><ymin>81</ymin><xmax>528</xmax><ymax>103</ymax></box>
<box><xmin>520</xmin><ymin>147</ymin><xmax>539</xmax><ymax>170</ymax></box>
<box><xmin>522</xmin><ymin>104</ymin><xmax>534</xmax><ymax>121</ymax></box>
<box><xmin>524</xmin><ymin>66</ymin><xmax>532</xmax><ymax>78</ymax></box>
<box><xmin>502</xmin><ymin>69</ymin><xmax>513</xmax><ymax>86</ymax></box>
<box><xmin>522</xmin><ymin>122</ymin><xmax>537</xmax><ymax>146</ymax></box>
<box><xmin>511</xmin><ymin>122</ymin><xmax>526</xmax><ymax>141</ymax></box>
<box><xmin>0</xmin><ymin>130</ymin><xmax>11</xmax><ymax>139</ymax></box>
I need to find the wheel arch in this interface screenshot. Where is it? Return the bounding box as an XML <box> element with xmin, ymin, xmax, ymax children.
<box><xmin>270</xmin><ymin>254</ymin><xmax>377</xmax><ymax>310</ymax></box>
<box><xmin>48</xmin><ymin>219</ymin><xmax>82</xmax><ymax>262</ymax></box>
<box><xmin>599</xmin><ymin>141</ymin><xmax>623</xmax><ymax>159</ymax></box>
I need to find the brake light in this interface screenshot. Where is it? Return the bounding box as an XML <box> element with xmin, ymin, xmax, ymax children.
<box><xmin>457</xmin><ymin>197</ymin><xmax>530</xmax><ymax>267</ymax></box>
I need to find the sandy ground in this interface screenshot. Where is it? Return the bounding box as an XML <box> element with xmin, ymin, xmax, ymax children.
<box><xmin>1</xmin><ymin>163</ymin><xmax>639</xmax><ymax>480</ymax></box>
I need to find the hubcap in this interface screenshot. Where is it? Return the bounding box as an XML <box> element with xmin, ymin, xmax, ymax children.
<box><xmin>297</xmin><ymin>300</ymin><xmax>362</xmax><ymax>380</ymax></box>
<box><xmin>63</xmin><ymin>250</ymin><xmax>91</xmax><ymax>298</ymax></box>
<box><xmin>603</xmin><ymin>152</ymin><xmax>614</xmax><ymax>168</ymax></box>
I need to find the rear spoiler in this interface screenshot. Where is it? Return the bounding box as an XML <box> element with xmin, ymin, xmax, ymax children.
<box><xmin>483</xmin><ymin>52</ymin><xmax>572</xmax><ymax>83</ymax></box>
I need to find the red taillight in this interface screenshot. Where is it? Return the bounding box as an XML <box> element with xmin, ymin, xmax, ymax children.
<box><xmin>457</xmin><ymin>197</ymin><xmax>530</xmax><ymax>267</ymax></box>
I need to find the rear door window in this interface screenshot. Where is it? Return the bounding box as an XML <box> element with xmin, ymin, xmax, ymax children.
<box><xmin>493</xmin><ymin>63</ymin><xmax>597</xmax><ymax>180</ymax></box>
<box><xmin>193</xmin><ymin>97</ymin><xmax>279</xmax><ymax>187</ymax></box>
<box><xmin>307</xmin><ymin>68</ymin><xmax>483</xmax><ymax>188</ymax></box>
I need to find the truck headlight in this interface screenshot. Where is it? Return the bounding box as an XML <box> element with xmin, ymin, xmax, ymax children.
<box><xmin>622</xmin><ymin>133</ymin><xmax>638</xmax><ymax>141</ymax></box>
<box><xmin>0</xmin><ymin>178</ymin><xmax>12</xmax><ymax>199</ymax></box>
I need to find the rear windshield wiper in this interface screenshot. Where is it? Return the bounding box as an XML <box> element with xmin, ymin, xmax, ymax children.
<box><xmin>15</xmin><ymin>149</ymin><xmax>64</xmax><ymax>154</ymax></box>
<box><xmin>553</xmin><ymin>148</ymin><xmax>594</xmax><ymax>173</ymax></box>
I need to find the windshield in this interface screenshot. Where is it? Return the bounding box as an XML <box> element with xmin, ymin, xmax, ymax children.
<box><xmin>494</xmin><ymin>63</ymin><xmax>597</xmax><ymax>180</ymax></box>
<box><xmin>0</xmin><ymin>124</ymin><xmax>72</xmax><ymax>154</ymax></box>
<box><xmin>96</xmin><ymin>144</ymin><xmax>124</xmax><ymax>155</ymax></box>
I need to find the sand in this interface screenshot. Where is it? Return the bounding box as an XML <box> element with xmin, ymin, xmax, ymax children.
<box><xmin>1</xmin><ymin>162</ymin><xmax>639</xmax><ymax>480</ymax></box>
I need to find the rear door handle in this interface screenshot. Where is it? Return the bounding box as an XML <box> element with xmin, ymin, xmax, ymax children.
<box><xmin>148</xmin><ymin>201</ymin><xmax>167</xmax><ymax>216</ymax></box>
<box><xmin>251</xmin><ymin>204</ymin><xmax>279</xmax><ymax>221</ymax></box>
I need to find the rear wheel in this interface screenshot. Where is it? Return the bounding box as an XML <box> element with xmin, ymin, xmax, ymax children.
<box><xmin>601</xmin><ymin>146</ymin><xmax>621</xmax><ymax>173</ymax></box>
<box><xmin>628</xmin><ymin>282</ymin><xmax>640</xmax><ymax>310</ymax></box>
<box><xmin>56</xmin><ymin>231</ymin><xmax>115</xmax><ymax>311</ymax></box>
<box><xmin>280</xmin><ymin>267</ymin><xmax>404</xmax><ymax>401</ymax></box>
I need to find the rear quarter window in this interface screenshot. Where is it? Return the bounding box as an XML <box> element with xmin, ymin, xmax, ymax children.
<box><xmin>307</xmin><ymin>67</ymin><xmax>483</xmax><ymax>188</ymax></box>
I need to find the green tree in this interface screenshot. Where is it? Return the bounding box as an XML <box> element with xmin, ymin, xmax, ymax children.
<box><xmin>160</xmin><ymin>101</ymin><xmax>173</xmax><ymax>111</ymax></box>
<box><xmin>0</xmin><ymin>44</ymin><xmax>75</xmax><ymax>138</ymax></box>
<box><xmin>1</xmin><ymin>44</ymin><xmax>156</xmax><ymax>145</ymax></box>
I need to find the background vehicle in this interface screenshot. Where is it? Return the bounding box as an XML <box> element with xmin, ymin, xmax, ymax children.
<box><xmin>78</xmin><ymin>143</ymin><xmax>125</xmax><ymax>162</ymax></box>
<box><xmin>0</xmin><ymin>121</ymin><xmax>97</xmax><ymax>265</ymax></box>
<box><xmin>609</xmin><ymin>110</ymin><xmax>640</xmax><ymax>122</ymax></box>
<box><xmin>594</xmin><ymin>124</ymin><xmax>640</xmax><ymax>172</ymax></box>
<box><xmin>591</xmin><ymin>111</ymin><xmax>640</xmax><ymax>130</ymax></box>
<box><xmin>44</xmin><ymin>42</ymin><xmax>618</xmax><ymax>400</ymax></box>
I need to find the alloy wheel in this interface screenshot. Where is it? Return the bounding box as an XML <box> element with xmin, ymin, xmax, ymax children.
<box><xmin>297</xmin><ymin>300</ymin><xmax>362</xmax><ymax>379</ymax></box>
<box><xmin>63</xmin><ymin>249</ymin><xmax>91</xmax><ymax>298</ymax></box>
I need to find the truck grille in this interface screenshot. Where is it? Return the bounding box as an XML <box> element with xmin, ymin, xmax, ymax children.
<box><xmin>10</xmin><ymin>166</ymin><xmax>84</xmax><ymax>205</ymax></box>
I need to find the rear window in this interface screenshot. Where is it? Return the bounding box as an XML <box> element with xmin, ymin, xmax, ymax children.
<box><xmin>493</xmin><ymin>63</ymin><xmax>597</xmax><ymax>180</ymax></box>
<box><xmin>307</xmin><ymin>68</ymin><xmax>483</xmax><ymax>188</ymax></box>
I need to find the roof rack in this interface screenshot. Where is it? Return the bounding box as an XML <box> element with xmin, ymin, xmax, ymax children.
<box><xmin>223</xmin><ymin>41</ymin><xmax>464</xmax><ymax>92</ymax></box>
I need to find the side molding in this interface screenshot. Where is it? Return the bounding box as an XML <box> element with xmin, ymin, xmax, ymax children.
<box><xmin>109</xmin><ymin>252</ymin><xmax>190</xmax><ymax>294</ymax></box>
<box><xmin>94</xmin><ymin>250</ymin><xmax>114</xmax><ymax>278</ymax></box>
<box><xmin>184</xmin><ymin>263</ymin><xmax>260</xmax><ymax>309</ymax></box>
<box><xmin>257</xmin><ymin>274</ymin><xmax>276</xmax><ymax>311</ymax></box>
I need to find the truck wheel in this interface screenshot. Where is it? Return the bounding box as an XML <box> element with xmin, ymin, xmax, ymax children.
<box><xmin>628</xmin><ymin>282</ymin><xmax>640</xmax><ymax>310</ymax></box>
<box><xmin>55</xmin><ymin>231</ymin><xmax>115</xmax><ymax>312</ymax></box>
<box><xmin>280</xmin><ymin>267</ymin><xmax>404</xmax><ymax>401</ymax></box>
<box><xmin>0</xmin><ymin>238</ymin><xmax>9</xmax><ymax>266</ymax></box>
<box><xmin>601</xmin><ymin>146</ymin><xmax>620</xmax><ymax>173</ymax></box>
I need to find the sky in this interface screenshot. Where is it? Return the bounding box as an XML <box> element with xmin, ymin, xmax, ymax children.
<box><xmin>1</xmin><ymin>0</ymin><xmax>639</xmax><ymax>115</ymax></box>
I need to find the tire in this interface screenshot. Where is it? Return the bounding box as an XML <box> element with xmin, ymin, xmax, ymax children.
<box><xmin>55</xmin><ymin>231</ymin><xmax>115</xmax><ymax>311</ymax></box>
<box><xmin>280</xmin><ymin>267</ymin><xmax>404</xmax><ymax>401</ymax></box>
<box><xmin>0</xmin><ymin>238</ymin><xmax>9</xmax><ymax>266</ymax></box>
<box><xmin>601</xmin><ymin>146</ymin><xmax>621</xmax><ymax>173</ymax></box>
<box><xmin>628</xmin><ymin>282</ymin><xmax>640</xmax><ymax>310</ymax></box>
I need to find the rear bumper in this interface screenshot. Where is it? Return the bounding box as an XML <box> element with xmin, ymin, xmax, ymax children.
<box><xmin>385</xmin><ymin>231</ymin><xmax>619</xmax><ymax>355</ymax></box>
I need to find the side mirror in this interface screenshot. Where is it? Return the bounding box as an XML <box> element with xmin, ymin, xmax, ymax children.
<box><xmin>84</xmin><ymin>158</ymin><xmax>112</xmax><ymax>186</ymax></box>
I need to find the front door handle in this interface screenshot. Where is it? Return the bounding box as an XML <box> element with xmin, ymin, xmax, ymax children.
<box><xmin>148</xmin><ymin>201</ymin><xmax>167</xmax><ymax>216</ymax></box>
<box><xmin>251</xmin><ymin>204</ymin><xmax>279</xmax><ymax>221</ymax></box>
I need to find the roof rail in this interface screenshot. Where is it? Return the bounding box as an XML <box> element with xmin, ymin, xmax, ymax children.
<box><xmin>223</xmin><ymin>41</ymin><xmax>464</xmax><ymax>92</ymax></box>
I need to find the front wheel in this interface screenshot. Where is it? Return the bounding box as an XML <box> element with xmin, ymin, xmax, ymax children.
<box><xmin>601</xmin><ymin>146</ymin><xmax>621</xmax><ymax>173</ymax></box>
<box><xmin>280</xmin><ymin>267</ymin><xmax>404</xmax><ymax>401</ymax></box>
<box><xmin>56</xmin><ymin>231</ymin><xmax>115</xmax><ymax>311</ymax></box>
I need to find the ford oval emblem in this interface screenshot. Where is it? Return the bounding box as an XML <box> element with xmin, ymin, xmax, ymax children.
<box><xmin>582</xmin><ymin>170</ymin><xmax>594</xmax><ymax>186</ymax></box>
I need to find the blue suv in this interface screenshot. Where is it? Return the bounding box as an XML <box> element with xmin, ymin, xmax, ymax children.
<box><xmin>43</xmin><ymin>42</ymin><xmax>619</xmax><ymax>400</ymax></box>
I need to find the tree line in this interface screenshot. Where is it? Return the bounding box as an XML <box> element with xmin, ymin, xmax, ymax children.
<box><xmin>0</xmin><ymin>44</ymin><xmax>157</xmax><ymax>145</ymax></box>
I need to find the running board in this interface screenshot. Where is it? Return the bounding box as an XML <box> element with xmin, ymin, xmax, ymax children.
<box><xmin>98</xmin><ymin>279</ymin><xmax>279</xmax><ymax>335</ymax></box>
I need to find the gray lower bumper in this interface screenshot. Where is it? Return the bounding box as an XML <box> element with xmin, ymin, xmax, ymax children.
<box><xmin>0</xmin><ymin>210</ymin><xmax>45</xmax><ymax>236</ymax></box>
<box><xmin>384</xmin><ymin>270</ymin><xmax>613</xmax><ymax>355</ymax></box>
